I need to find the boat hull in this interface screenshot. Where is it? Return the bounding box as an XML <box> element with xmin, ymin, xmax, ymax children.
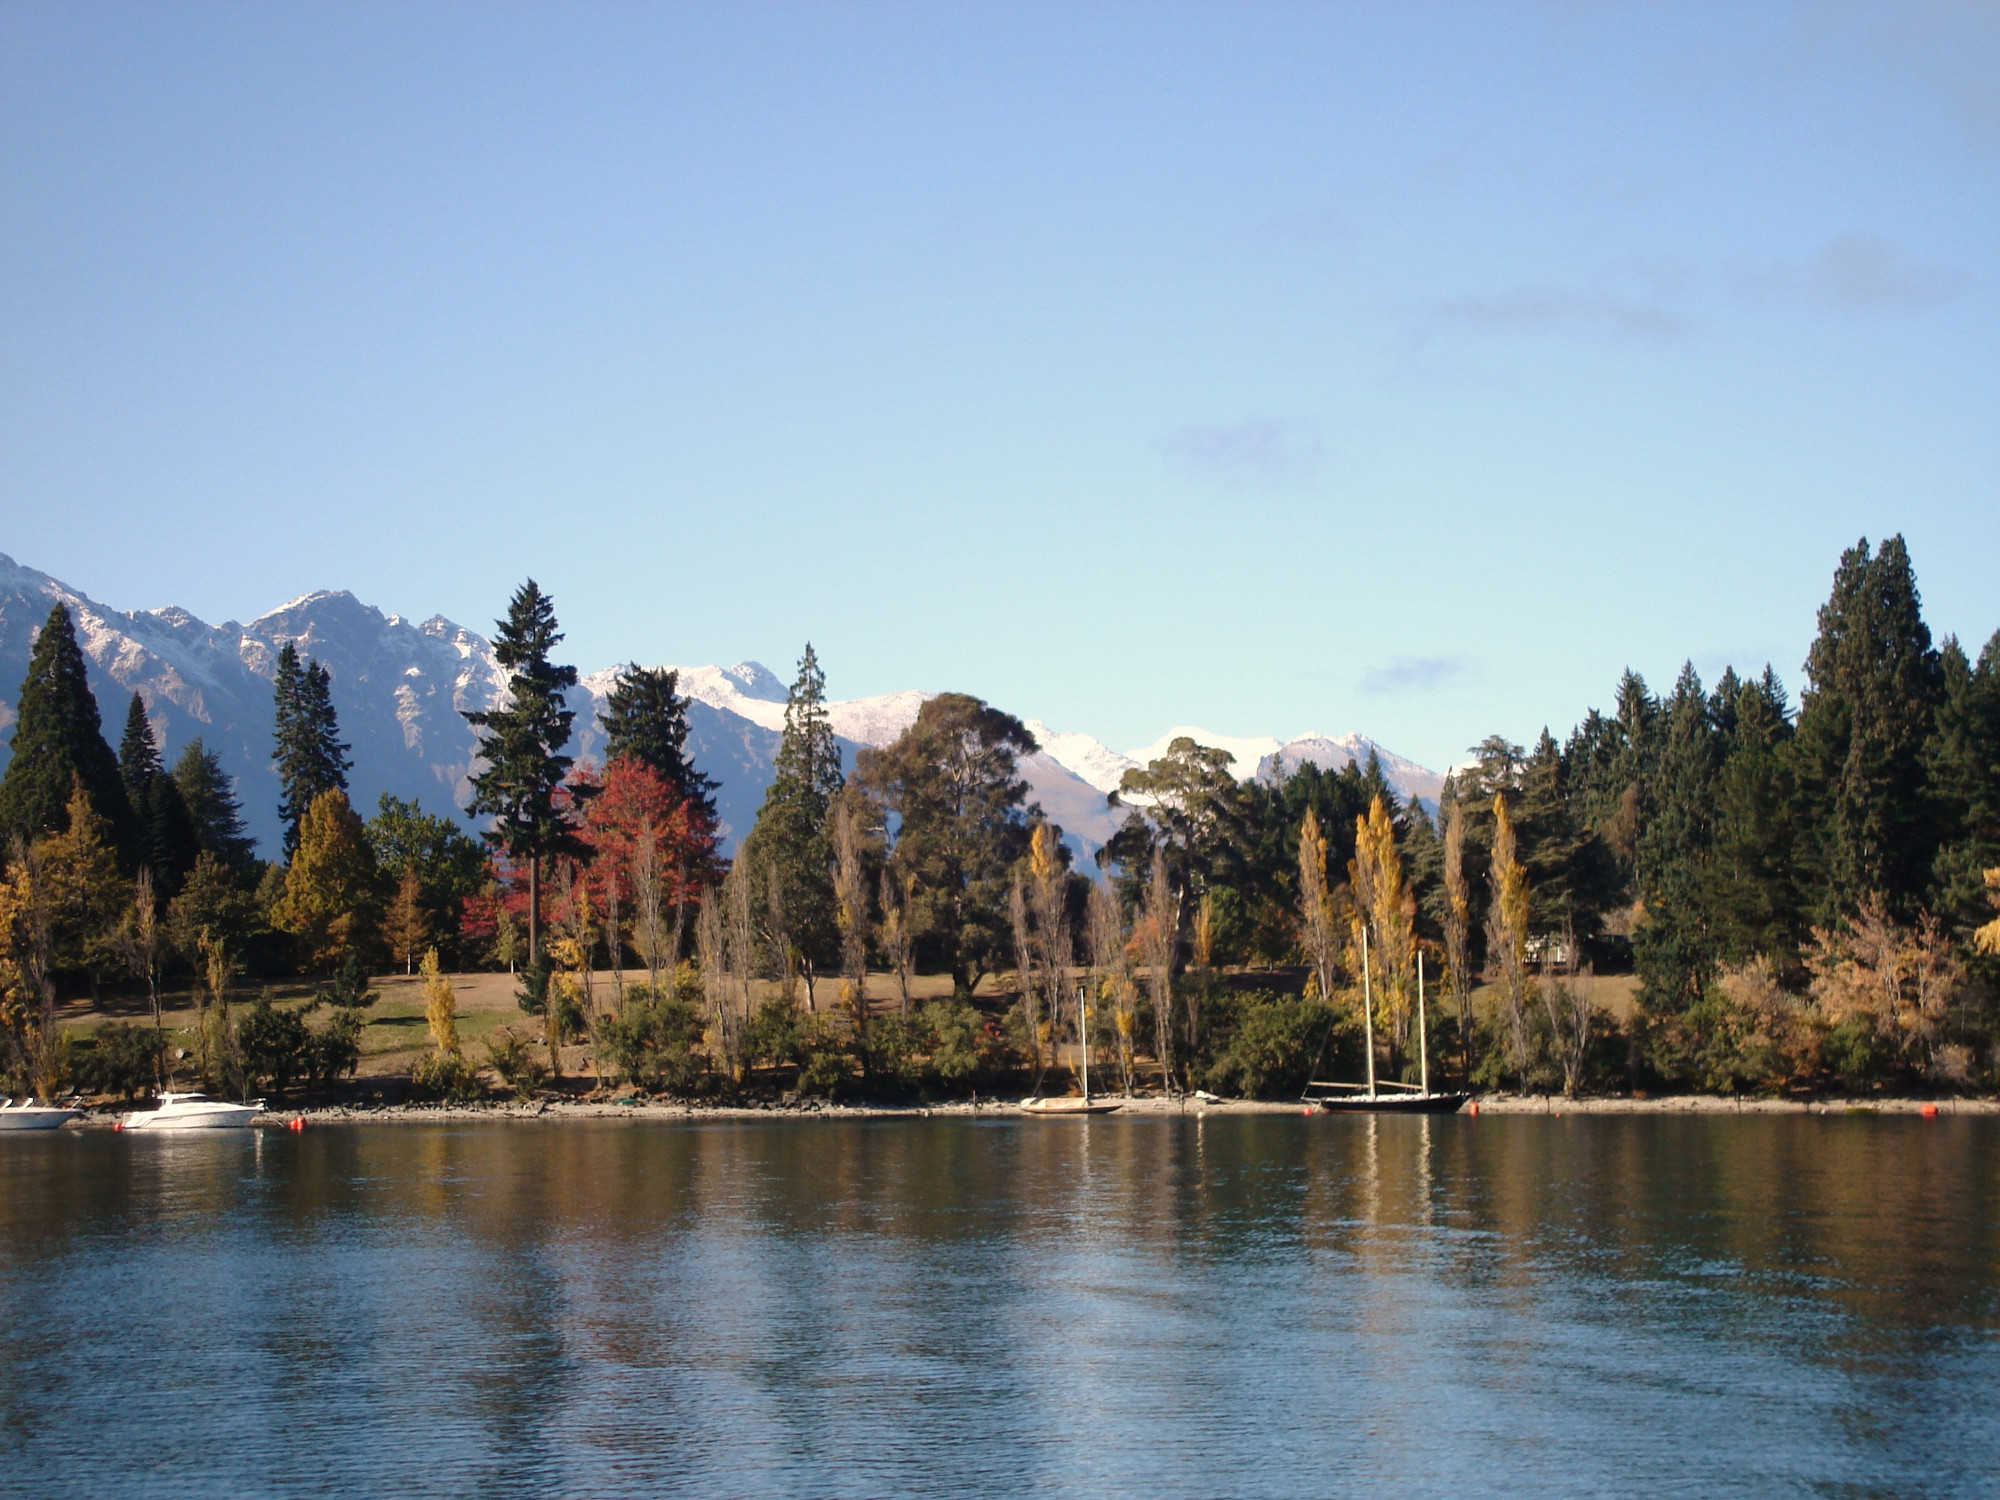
<box><xmin>1309</xmin><ymin>1093</ymin><xmax>1471</xmax><ymax>1115</ymax></box>
<box><xmin>0</xmin><ymin>1108</ymin><xmax>81</xmax><ymax>1131</ymax></box>
<box><xmin>1019</xmin><ymin>1098</ymin><xmax>1124</xmax><ymax>1115</ymax></box>
<box><xmin>123</xmin><ymin>1105</ymin><xmax>264</xmax><ymax>1131</ymax></box>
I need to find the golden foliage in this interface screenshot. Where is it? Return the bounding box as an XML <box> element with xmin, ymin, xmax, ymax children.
<box><xmin>421</xmin><ymin>946</ymin><xmax>458</xmax><ymax>1057</ymax></box>
<box><xmin>1975</xmin><ymin>868</ymin><xmax>2000</xmax><ymax>957</ymax></box>
<box><xmin>1805</xmin><ymin>895</ymin><xmax>1964</xmax><ymax>1069</ymax></box>
<box><xmin>276</xmin><ymin>789</ymin><xmax>379</xmax><ymax>971</ymax></box>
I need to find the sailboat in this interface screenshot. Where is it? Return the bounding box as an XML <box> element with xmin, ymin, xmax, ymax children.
<box><xmin>1304</xmin><ymin>933</ymin><xmax>1469</xmax><ymax>1115</ymax></box>
<box><xmin>1021</xmin><ymin>983</ymin><xmax>1123</xmax><ymax>1115</ymax></box>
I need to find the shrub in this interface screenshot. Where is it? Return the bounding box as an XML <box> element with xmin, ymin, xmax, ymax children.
<box><xmin>485</xmin><ymin>1027</ymin><xmax>549</xmax><ymax>1100</ymax></box>
<box><xmin>746</xmin><ymin>994</ymin><xmax>805</xmax><ymax>1068</ymax></box>
<box><xmin>1202</xmin><ymin>993</ymin><xmax>1335</xmax><ymax>1099</ymax></box>
<box><xmin>595</xmin><ymin>991</ymin><xmax>706</xmax><ymax>1093</ymax></box>
<box><xmin>919</xmin><ymin>997</ymin><xmax>999</xmax><ymax>1090</ymax></box>
<box><xmin>409</xmin><ymin>1049</ymin><xmax>483</xmax><ymax>1103</ymax></box>
<box><xmin>74</xmin><ymin>1023</ymin><xmax>164</xmax><ymax>1101</ymax></box>
<box><xmin>239</xmin><ymin>994</ymin><xmax>312</xmax><ymax>1095</ymax></box>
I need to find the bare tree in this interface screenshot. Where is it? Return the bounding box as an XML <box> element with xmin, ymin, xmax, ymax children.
<box><xmin>1442</xmin><ymin>791</ymin><xmax>1473</xmax><ymax>1083</ymax></box>
<box><xmin>880</xmin><ymin>869</ymin><xmax>914</xmax><ymax>1017</ymax></box>
<box><xmin>832</xmin><ymin>795</ymin><xmax>872</xmax><ymax>1064</ymax></box>
<box><xmin>1010</xmin><ymin>872</ymin><xmax>1045</xmax><ymax>1084</ymax></box>
<box><xmin>1141</xmin><ymin>848</ymin><xmax>1177</xmax><ymax>1094</ymax></box>
<box><xmin>119</xmin><ymin>866</ymin><xmax>166</xmax><ymax>1088</ymax></box>
<box><xmin>1538</xmin><ymin>921</ymin><xmax>1594</xmax><ymax>1097</ymax></box>
<box><xmin>1485</xmin><ymin>794</ymin><xmax>1532</xmax><ymax>1090</ymax></box>
<box><xmin>1027</xmin><ymin>824</ymin><xmax>1071</xmax><ymax>1078</ymax></box>
<box><xmin>1087</xmin><ymin>878</ymin><xmax>1134</xmax><ymax>1095</ymax></box>
<box><xmin>632</xmin><ymin>828</ymin><xmax>666</xmax><ymax>998</ymax></box>
<box><xmin>1297</xmin><ymin>808</ymin><xmax>1339</xmax><ymax>1006</ymax></box>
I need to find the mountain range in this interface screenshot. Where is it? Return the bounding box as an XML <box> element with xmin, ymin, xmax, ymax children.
<box><xmin>0</xmin><ymin>552</ymin><xmax>1442</xmax><ymax>862</ymax></box>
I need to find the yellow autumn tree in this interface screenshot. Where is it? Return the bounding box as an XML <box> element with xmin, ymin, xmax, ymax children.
<box><xmin>276</xmin><ymin>789</ymin><xmax>380</xmax><ymax>972</ymax></box>
<box><xmin>1485</xmin><ymin>792</ymin><xmax>1532</xmax><ymax>1087</ymax></box>
<box><xmin>1975</xmin><ymin>869</ymin><xmax>2000</xmax><ymax>957</ymax></box>
<box><xmin>1351</xmin><ymin>795</ymin><xmax>1415</xmax><ymax>1057</ymax></box>
<box><xmin>421</xmin><ymin>946</ymin><xmax>459</xmax><ymax>1057</ymax></box>
<box><xmin>37</xmin><ymin>782</ymin><xmax>127</xmax><ymax>979</ymax></box>
<box><xmin>382</xmin><ymin>867</ymin><xmax>429</xmax><ymax>975</ymax></box>
<box><xmin>1297</xmin><ymin>807</ymin><xmax>1338</xmax><ymax>1005</ymax></box>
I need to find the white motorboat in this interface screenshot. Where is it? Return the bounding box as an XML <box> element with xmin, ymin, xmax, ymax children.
<box><xmin>119</xmin><ymin>1091</ymin><xmax>266</xmax><ymax>1131</ymax></box>
<box><xmin>0</xmin><ymin>1097</ymin><xmax>82</xmax><ymax>1131</ymax></box>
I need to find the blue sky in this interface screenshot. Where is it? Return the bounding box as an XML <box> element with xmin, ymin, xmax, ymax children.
<box><xmin>3</xmin><ymin>3</ymin><xmax>1995</xmax><ymax>771</ymax></box>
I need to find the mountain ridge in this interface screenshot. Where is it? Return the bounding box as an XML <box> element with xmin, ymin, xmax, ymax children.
<box><xmin>0</xmin><ymin>554</ymin><xmax>1442</xmax><ymax>862</ymax></box>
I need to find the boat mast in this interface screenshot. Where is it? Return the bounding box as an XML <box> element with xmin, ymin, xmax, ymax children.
<box><xmin>1417</xmin><ymin>951</ymin><xmax>1430</xmax><ymax>1098</ymax></box>
<box><xmin>1361</xmin><ymin>925</ymin><xmax>1377</xmax><ymax>1100</ymax></box>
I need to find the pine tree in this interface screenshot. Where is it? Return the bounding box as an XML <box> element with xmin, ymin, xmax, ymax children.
<box><xmin>601</xmin><ymin>665</ymin><xmax>718</xmax><ymax>819</ymax></box>
<box><xmin>1925</xmin><ymin>630</ymin><xmax>2000</xmax><ymax>934</ymax></box>
<box><xmin>272</xmin><ymin>641</ymin><xmax>352</xmax><ymax>859</ymax></box>
<box><xmin>462</xmin><ymin>581</ymin><xmax>584</xmax><ymax>961</ymax></box>
<box><xmin>117</xmin><ymin>693</ymin><xmax>197</xmax><ymax>895</ymax></box>
<box><xmin>1795</xmin><ymin>535</ymin><xmax>1943</xmax><ymax>918</ymax></box>
<box><xmin>171</xmin><ymin>739</ymin><xmax>258</xmax><ymax>879</ymax></box>
<box><xmin>740</xmin><ymin>646</ymin><xmax>845</xmax><ymax>1001</ymax></box>
<box><xmin>1634</xmin><ymin>663</ymin><xmax>1719</xmax><ymax>1012</ymax></box>
<box><xmin>0</xmin><ymin>604</ymin><xmax>132</xmax><ymax>856</ymax></box>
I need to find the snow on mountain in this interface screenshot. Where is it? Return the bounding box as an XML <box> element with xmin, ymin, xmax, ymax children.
<box><xmin>1257</xmin><ymin>733</ymin><xmax>1446</xmax><ymax>809</ymax></box>
<box><xmin>0</xmin><ymin>554</ymin><xmax>1446</xmax><ymax>862</ymax></box>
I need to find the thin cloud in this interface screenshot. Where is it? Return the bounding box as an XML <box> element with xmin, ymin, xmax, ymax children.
<box><xmin>1158</xmin><ymin>419</ymin><xmax>1323</xmax><ymax>488</ymax></box>
<box><xmin>1740</xmin><ymin>235</ymin><xmax>1963</xmax><ymax>311</ymax></box>
<box><xmin>1361</xmin><ymin>656</ymin><xmax>1473</xmax><ymax>695</ymax></box>
<box><xmin>1432</xmin><ymin>287</ymin><xmax>1684</xmax><ymax>338</ymax></box>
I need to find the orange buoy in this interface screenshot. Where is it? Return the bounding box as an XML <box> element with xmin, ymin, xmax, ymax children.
<box><xmin>1921</xmin><ymin>1104</ymin><xmax>1939</xmax><ymax>1118</ymax></box>
<box><xmin>1468</xmin><ymin>1101</ymin><xmax>1480</xmax><ymax>1117</ymax></box>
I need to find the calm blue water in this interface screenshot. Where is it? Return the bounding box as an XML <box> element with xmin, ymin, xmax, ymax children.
<box><xmin>2</xmin><ymin>1114</ymin><xmax>1995</xmax><ymax>1498</ymax></box>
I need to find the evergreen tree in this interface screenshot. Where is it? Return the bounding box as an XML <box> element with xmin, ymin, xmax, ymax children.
<box><xmin>1795</xmin><ymin>535</ymin><xmax>1942</xmax><ymax>918</ymax></box>
<box><xmin>1703</xmin><ymin>667</ymin><xmax>1804</xmax><ymax>964</ymax></box>
<box><xmin>601</xmin><ymin>665</ymin><xmax>718</xmax><ymax>818</ymax></box>
<box><xmin>462</xmin><ymin>581</ymin><xmax>584</xmax><ymax>960</ymax></box>
<box><xmin>739</xmin><ymin>646</ymin><xmax>845</xmax><ymax>996</ymax></box>
<box><xmin>171</xmin><ymin>739</ymin><xmax>258</xmax><ymax>880</ymax></box>
<box><xmin>0</xmin><ymin>604</ymin><xmax>132</xmax><ymax>857</ymax></box>
<box><xmin>1633</xmin><ymin>663</ymin><xmax>1719</xmax><ymax>1012</ymax></box>
<box><xmin>1926</xmin><ymin>630</ymin><xmax>2000</xmax><ymax>934</ymax></box>
<box><xmin>272</xmin><ymin>641</ymin><xmax>352</xmax><ymax>859</ymax></box>
<box><xmin>117</xmin><ymin>693</ymin><xmax>198</xmax><ymax>895</ymax></box>
<box><xmin>854</xmin><ymin>691</ymin><xmax>1036</xmax><ymax>997</ymax></box>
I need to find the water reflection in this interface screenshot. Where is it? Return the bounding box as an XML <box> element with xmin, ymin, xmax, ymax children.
<box><xmin>1</xmin><ymin>1115</ymin><xmax>1995</xmax><ymax>1498</ymax></box>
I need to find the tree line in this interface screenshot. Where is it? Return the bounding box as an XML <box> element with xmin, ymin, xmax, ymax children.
<box><xmin>3</xmin><ymin>536</ymin><xmax>1996</xmax><ymax>1103</ymax></box>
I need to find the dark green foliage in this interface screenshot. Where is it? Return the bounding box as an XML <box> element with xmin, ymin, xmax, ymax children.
<box><xmin>462</xmin><ymin>581</ymin><xmax>584</xmax><ymax>955</ymax></box>
<box><xmin>1633</xmin><ymin>664</ymin><xmax>1721</xmax><ymax>1012</ymax></box>
<box><xmin>1200</xmin><ymin>991</ymin><xmax>1340</xmax><ymax>1099</ymax></box>
<box><xmin>855</xmin><ymin>691</ymin><xmax>1037</xmax><ymax>996</ymax></box>
<box><xmin>318</xmin><ymin>952</ymin><xmax>378</xmax><ymax>1012</ymax></box>
<box><xmin>74</xmin><ymin>1023</ymin><xmax>165</xmax><ymax>1100</ymax></box>
<box><xmin>1926</xmin><ymin>631</ymin><xmax>2000</xmax><ymax>935</ymax></box>
<box><xmin>740</xmin><ymin>645</ymin><xmax>844</xmax><ymax>985</ymax></box>
<box><xmin>239</xmin><ymin>994</ymin><xmax>312</xmax><ymax>1095</ymax></box>
<box><xmin>171</xmin><ymin>739</ymin><xmax>259</xmax><ymax>879</ymax></box>
<box><xmin>272</xmin><ymin>642</ymin><xmax>352</xmax><ymax>859</ymax></box>
<box><xmin>0</xmin><ymin>604</ymin><xmax>132</xmax><ymax>854</ymax></box>
<box><xmin>1794</xmin><ymin>536</ymin><xmax>1942</xmax><ymax>919</ymax></box>
<box><xmin>595</xmin><ymin>985</ymin><xmax>706</xmax><ymax>1093</ymax></box>
<box><xmin>746</xmin><ymin>993</ymin><xmax>806</xmax><ymax>1067</ymax></box>
<box><xmin>366</xmin><ymin>794</ymin><xmax>489</xmax><ymax>961</ymax></box>
<box><xmin>304</xmin><ymin>1010</ymin><xmax>363</xmax><ymax>1094</ymax></box>
<box><xmin>601</xmin><ymin>665</ymin><xmax>718</xmax><ymax>817</ymax></box>
<box><xmin>118</xmin><ymin>694</ymin><xmax>198</xmax><ymax>895</ymax></box>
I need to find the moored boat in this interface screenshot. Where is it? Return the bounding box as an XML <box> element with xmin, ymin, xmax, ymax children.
<box><xmin>0</xmin><ymin>1098</ymin><xmax>83</xmax><ymax>1131</ymax></box>
<box><xmin>119</xmin><ymin>1092</ymin><xmax>266</xmax><ymax>1131</ymax></box>
<box><xmin>1303</xmin><ymin>943</ymin><xmax>1469</xmax><ymax>1116</ymax></box>
<box><xmin>1021</xmin><ymin>982</ymin><xmax>1122</xmax><ymax>1116</ymax></box>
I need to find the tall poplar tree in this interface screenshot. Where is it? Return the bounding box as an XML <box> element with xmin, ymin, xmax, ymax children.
<box><xmin>272</xmin><ymin>641</ymin><xmax>352</xmax><ymax>859</ymax></box>
<box><xmin>0</xmin><ymin>604</ymin><xmax>131</xmax><ymax>856</ymax></box>
<box><xmin>463</xmin><ymin>580</ymin><xmax>583</xmax><ymax>961</ymax></box>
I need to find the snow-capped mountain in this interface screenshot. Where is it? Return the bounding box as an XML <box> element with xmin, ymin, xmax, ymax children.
<box><xmin>0</xmin><ymin>553</ymin><xmax>1442</xmax><ymax>862</ymax></box>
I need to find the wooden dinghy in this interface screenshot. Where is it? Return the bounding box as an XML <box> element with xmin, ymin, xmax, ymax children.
<box><xmin>1020</xmin><ymin>1095</ymin><xmax>1124</xmax><ymax>1116</ymax></box>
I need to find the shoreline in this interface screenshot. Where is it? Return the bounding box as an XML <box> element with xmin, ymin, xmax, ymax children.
<box><xmin>50</xmin><ymin>1091</ymin><xmax>2000</xmax><ymax>1127</ymax></box>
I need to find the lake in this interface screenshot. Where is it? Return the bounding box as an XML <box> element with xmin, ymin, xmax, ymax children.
<box><xmin>2</xmin><ymin>1113</ymin><xmax>1995</xmax><ymax>1498</ymax></box>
